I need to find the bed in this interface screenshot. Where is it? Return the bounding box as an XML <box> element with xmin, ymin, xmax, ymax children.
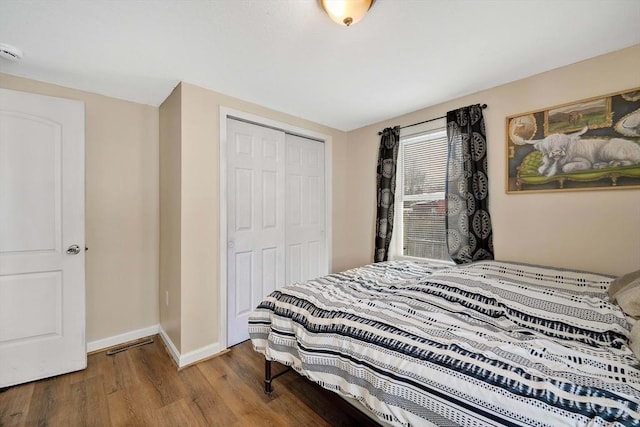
<box><xmin>248</xmin><ymin>260</ymin><xmax>640</xmax><ymax>426</ymax></box>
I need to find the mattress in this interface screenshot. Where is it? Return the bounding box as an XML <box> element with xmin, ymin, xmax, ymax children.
<box><xmin>249</xmin><ymin>260</ymin><xmax>640</xmax><ymax>426</ymax></box>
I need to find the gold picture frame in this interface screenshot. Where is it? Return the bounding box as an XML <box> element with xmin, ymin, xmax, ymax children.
<box><xmin>506</xmin><ymin>87</ymin><xmax>640</xmax><ymax>193</ymax></box>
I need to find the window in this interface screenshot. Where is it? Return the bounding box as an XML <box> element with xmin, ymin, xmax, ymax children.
<box><xmin>390</xmin><ymin>120</ymin><xmax>452</xmax><ymax>263</ymax></box>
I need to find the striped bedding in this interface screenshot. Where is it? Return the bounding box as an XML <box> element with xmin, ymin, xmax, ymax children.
<box><xmin>248</xmin><ymin>260</ymin><xmax>640</xmax><ymax>426</ymax></box>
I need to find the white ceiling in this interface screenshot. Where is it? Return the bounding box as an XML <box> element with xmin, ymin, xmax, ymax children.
<box><xmin>0</xmin><ymin>0</ymin><xmax>639</xmax><ymax>131</ymax></box>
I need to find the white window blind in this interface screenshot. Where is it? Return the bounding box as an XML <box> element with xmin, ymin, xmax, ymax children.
<box><xmin>392</xmin><ymin>124</ymin><xmax>451</xmax><ymax>262</ymax></box>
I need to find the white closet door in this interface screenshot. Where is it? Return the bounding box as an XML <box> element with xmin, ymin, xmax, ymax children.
<box><xmin>0</xmin><ymin>88</ymin><xmax>86</xmax><ymax>387</ymax></box>
<box><xmin>285</xmin><ymin>134</ymin><xmax>327</xmax><ymax>284</ymax></box>
<box><xmin>227</xmin><ymin>119</ymin><xmax>285</xmax><ymax>346</ymax></box>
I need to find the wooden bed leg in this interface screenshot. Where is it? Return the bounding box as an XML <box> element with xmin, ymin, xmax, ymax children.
<box><xmin>264</xmin><ymin>359</ymin><xmax>273</xmax><ymax>394</ymax></box>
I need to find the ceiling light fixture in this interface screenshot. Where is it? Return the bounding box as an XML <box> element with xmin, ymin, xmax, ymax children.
<box><xmin>320</xmin><ymin>0</ymin><xmax>375</xmax><ymax>27</ymax></box>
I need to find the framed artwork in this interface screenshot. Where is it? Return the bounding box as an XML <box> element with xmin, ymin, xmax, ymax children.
<box><xmin>506</xmin><ymin>87</ymin><xmax>640</xmax><ymax>193</ymax></box>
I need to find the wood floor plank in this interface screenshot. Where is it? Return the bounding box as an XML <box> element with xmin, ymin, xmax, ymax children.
<box><xmin>99</xmin><ymin>348</ymin><xmax>140</xmax><ymax>394</ymax></box>
<box><xmin>178</xmin><ymin>364</ymin><xmax>239</xmax><ymax>426</ymax></box>
<box><xmin>0</xmin><ymin>336</ymin><xmax>381</xmax><ymax>427</ymax></box>
<box><xmin>153</xmin><ymin>398</ymin><xmax>205</xmax><ymax>427</ymax></box>
<box><xmin>197</xmin><ymin>354</ymin><xmax>292</xmax><ymax>426</ymax></box>
<box><xmin>106</xmin><ymin>351</ymin><xmax>167</xmax><ymax>427</ymax></box>
<box><xmin>0</xmin><ymin>382</ymin><xmax>34</xmax><ymax>427</ymax></box>
<box><xmin>24</xmin><ymin>373</ymin><xmax>74</xmax><ymax>426</ymax></box>
<box><xmin>132</xmin><ymin>340</ymin><xmax>190</xmax><ymax>407</ymax></box>
<box><xmin>107</xmin><ymin>385</ymin><xmax>158</xmax><ymax>426</ymax></box>
<box><xmin>68</xmin><ymin>375</ymin><xmax>112</xmax><ymax>426</ymax></box>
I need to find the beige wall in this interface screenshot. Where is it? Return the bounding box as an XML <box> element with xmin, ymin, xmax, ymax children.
<box><xmin>344</xmin><ymin>45</ymin><xmax>640</xmax><ymax>276</ymax></box>
<box><xmin>179</xmin><ymin>83</ymin><xmax>219</xmax><ymax>353</ymax></box>
<box><xmin>159</xmin><ymin>84</ymin><xmax>182</xmax><ymax>349</ymax></box>
<box><xmin>160</xmin><ymin>82</ymin><xmax>349</xmax><ymax>354</ymax></box>
<box><xmin>0</xmin><ymin>73</ymin><xmax>160</xmax><ymax>342</ymax></box>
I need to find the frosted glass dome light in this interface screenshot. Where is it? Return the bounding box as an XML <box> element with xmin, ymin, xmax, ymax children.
<box><xmin>320</xmin><ymin>0</ymin><xmax>375</xmax><ymax>27</ymax></box>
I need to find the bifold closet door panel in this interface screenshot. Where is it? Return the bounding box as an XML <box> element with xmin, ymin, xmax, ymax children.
<box><xmin>226</xmin><ymin>118</ymin><xmax>286</xmax><ymax>346</ymax></box>
<box><xmin>285</xmin><ymin>134</ymin><xmax>327</xmax><ymax>284</ymax></box>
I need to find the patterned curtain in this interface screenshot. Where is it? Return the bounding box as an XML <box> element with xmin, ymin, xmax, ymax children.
<box><xmin>374</xmin><ymin>126</ymin><xmax>400</xmax><ymax>262</ymax></box>
<box><xmin>445</xmin><ymin>105</ymin><xmax>494</xmax><ymax>264</ymax></box>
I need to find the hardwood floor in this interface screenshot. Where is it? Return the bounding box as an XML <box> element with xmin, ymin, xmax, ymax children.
<box><xmin>0</xmin><ymin>336</ymin><xmax>380</xmax><ymax>426</ymax></box>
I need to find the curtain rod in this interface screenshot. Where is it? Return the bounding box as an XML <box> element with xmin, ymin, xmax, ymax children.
<box><xmin>378</xmin><ymin>104</ymin><xmax>487</xmax><ymax>135</ymax></box>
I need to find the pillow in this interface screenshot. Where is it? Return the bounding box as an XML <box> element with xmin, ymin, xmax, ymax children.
<box><xmin>608</xmin><ymin>269</ymin><xmax>640</xmax><ymax>302</ymax></box>
<box><xmin>614</xmin><ymin>277</ymin><xmax>640</xmax><ymax>317</ymax></box>
<box><xmin>424</xmin><ymin>262</ymin><xmax>631</xmax><ymax>349</ymax></box>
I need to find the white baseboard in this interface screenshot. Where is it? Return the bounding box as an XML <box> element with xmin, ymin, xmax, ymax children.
<box><xmin>158</xmin><ymin>325</ymin><xmax>225</xmax><ymax>368</ymax></box>
<box><xmin>179</xmin><ymin>341</ymin><xmax>225</xmax><ymax>368</ymax></box>
<box><xmin>87</xmin><ymin>324</ymin><xmax>225</xmax><ymax>367</ymax></box>
<box><xmin>158</xmin><ymin>326</ymin><xmax>181</xmax><ymax>366</ymax></box>
<box><xmin>87</xmin><ymin>324</ymin><xmax>160</xmax><ymax>353</ymax></box>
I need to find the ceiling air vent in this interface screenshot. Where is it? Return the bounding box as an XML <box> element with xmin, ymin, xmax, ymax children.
<box><xmin>0</xmin><ymin>43</ymin><xmax>23</xmax><ymax>61</ymax></box>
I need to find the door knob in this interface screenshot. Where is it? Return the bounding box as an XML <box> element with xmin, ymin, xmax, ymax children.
<box><xmin>66</xmin><ymin>245</ymin><xmax>81</xmax><ymax>255</ymax></box>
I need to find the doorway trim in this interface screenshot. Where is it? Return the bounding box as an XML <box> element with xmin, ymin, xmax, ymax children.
<box><xmin>219</xmin><ymin>106</ymin><xmax>333</xmax><ymax>350</ymax></box>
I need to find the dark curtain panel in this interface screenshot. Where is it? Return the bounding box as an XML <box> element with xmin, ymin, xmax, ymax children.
<box><xmin>374</xmin><ymin>126</ymin><xmax>400</xmax><ymax>262</ymax></box>
<box><xmin>445</xmin><ymin>105</ymin><xmax>494</xmax><ymax>264</ymax></box>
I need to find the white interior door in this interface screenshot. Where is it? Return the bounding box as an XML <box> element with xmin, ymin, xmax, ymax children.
<box><xmin>285</xmin><ymin>134</ymin><xmax>327</xmax><ymax>283</ymax></box>
<box><xmin>227</xmin><ymin>119</ymin><xmax>285</xmax><ymax>346</ymax></box>
<box><xmin>0</xmin><ymin>88</ymin><xmax>86</xmax><ymax>387</ymax></box>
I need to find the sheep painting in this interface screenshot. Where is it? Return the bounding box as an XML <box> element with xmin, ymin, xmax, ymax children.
<box><xmin>507</xmin><ymin>88</ymin><xmax>640</xmax><ymax>192</ymax></box>
<box><xmin>523</xmin><ymin>126</ymin><xmax>640</xmax><ymax>177</ymax></box>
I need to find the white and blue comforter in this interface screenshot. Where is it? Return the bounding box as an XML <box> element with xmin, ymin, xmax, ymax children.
<box><xmin>248</xmin><ymin>261</ymin><xmax>640</xmax><ymax>426</ymax></box>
